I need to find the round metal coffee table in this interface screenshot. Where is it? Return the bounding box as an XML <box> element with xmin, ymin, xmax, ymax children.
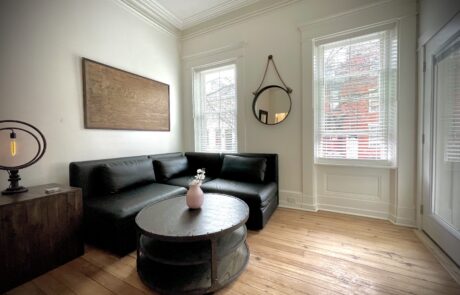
<box><xmin>135</xmin><ymin>193</ymin><xmax>250</xmax><ymax>294</ymax></box>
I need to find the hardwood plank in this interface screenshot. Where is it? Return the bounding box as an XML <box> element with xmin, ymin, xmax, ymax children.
<box><xmin>66</xmin><ymin>258</ymin><xmax>145</xmax><ymax>295</ymax></box>
<box><xmin>82</xmin><ymin>247</ymin><xmax>156</xmax><ymax>294</ymax></box>
<box><xmin>249</xmin><ymin>244</ymin><xmax>409</xmax><ymax>294</ymax></box>
<box><xmin>265</xmin><ymin>221</ymin><xmax>434</xmax><ymax>260</ymax></box>
<box><xmin>249</xmin><ymin>242</ymin><xmax>457</xmax><ymax>295</ymax></box>
<box><xmin>5</xmin><ymin>281</ymin><xmax>45</xmax><ymax>295</ymax></box>
<box><xmin>241</xmin><ymin>263</ymin><xmax>339</xmax><ymax>295</ymax></box>
<box><xmin>223</xmin><ymin>280</ymin><xmax>268</xmax><ymax>295</ymax></box>
<box><xmin>7</xmin><ymin>209</ymin><xmax>460</xmax><ymax>295</ymax></box>
<box><xmin>32</xmin><ymin>273</ymin><xmax>77</xmax><ymax>295</ymax></box>
<box><xmin>249</xmin><ymin>234</ymin><xmax>455</xmax><ymax>285</ymax></box>
<box><xmin>48</xmin><ymin>264</ymin><xmax>112</xmax><ymax>295</ymax></box>
<box><xmin>247</xmin><ymin>253</ymin><xmax>355</xmax><ymax>294</ymax></box>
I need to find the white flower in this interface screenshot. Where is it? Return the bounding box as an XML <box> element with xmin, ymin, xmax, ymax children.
<box><xmin>190</xmin><ymin>168</ymin><xmax>206</xmax><ymax>186</ymax></box>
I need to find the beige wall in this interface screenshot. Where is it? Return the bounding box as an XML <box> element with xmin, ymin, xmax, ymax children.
<box><xmin>182</xmin><ymin>0</ymin><xmax>418</xmax><ymax>225</ymax></box>
<box><xmin>0</xmin><ymin>0</ymin><xmax>182</xmax><ymax>189</ymax></box>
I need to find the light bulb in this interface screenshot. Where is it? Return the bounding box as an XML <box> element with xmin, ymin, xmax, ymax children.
<box><xmin>10</xmin><ymin>131</ymin><xmax>16</xmax><ymax>157</ymax></box>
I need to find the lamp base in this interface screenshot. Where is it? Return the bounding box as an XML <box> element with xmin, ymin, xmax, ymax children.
<box><xmin>2</xmin><ymin>186</ymin><xmax>28</xmax><ymax>195</ymax></box>
<box><xmin>2</xmin><ymin>170</ymin><xmax>28</xmax><ymax>195</ymax></box>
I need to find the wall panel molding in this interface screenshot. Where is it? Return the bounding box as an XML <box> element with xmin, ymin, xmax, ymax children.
<box><xmin>323</xmin><ymin>173</ymin><xmax>382</xmax><ymax>200</ymax></box>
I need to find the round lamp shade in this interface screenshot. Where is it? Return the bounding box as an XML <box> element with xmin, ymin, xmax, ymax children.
<box><xmin>0</xmin><ymin>120</ymin><xmax>46</xmax><ymax>195</ymax></box>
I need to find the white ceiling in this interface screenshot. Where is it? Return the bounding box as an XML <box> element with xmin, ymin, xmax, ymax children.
<box><xmin>118</xmin><ymin>0</ymin><xmax>298</xmax><ymax>36</ymax></box>
<box><xmin>154</xmin><ymin>0</ymin><xmax>260</xmax><ymax>26</ymax></box>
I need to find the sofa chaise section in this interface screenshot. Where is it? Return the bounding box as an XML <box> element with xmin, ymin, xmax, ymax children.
<box><xmin>69</xmin><ymin>154</ymin><xmax>186</xmax><ymax>255</ymax></box>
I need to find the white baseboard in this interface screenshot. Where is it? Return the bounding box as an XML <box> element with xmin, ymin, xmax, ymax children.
<box><xmin>389</xmin><ymin>214</ymin><xmax>417</xmax><ymax>227</ymax></box>
<box><xmin>279</xmin><ymin>190</ymin><xmax>318</xmax><ymax>211</ymax></box>
<box><xmin>318</xmin><ymin>203</ymin><xmax>388</xmax><ymax>220</ymax></box>
<box><xmin>388</xmin><ymin>206</ymin><xmax>416</xmax><ymax>227</ymax></box>
<box><xmin>277</xmin><ymin>190</ymin><xmax>416</xmax><ymax>227</ymax></box>
<box><xmin>279</xmin><ymin>203</ymin><xmax>318</xmax><ymax>212</ymax></box>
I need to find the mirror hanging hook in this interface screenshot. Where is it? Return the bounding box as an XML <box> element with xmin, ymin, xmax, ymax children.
<box><xmin>253</xmin><ymin>55</ymin><xmax>292</xmax><ymax>95</ymax></box>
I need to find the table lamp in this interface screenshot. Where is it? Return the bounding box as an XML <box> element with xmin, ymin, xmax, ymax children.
<box><xmin>0</xmin><ymin>120</ymin><xmax>47</xmax><ymax>195</ymax></box>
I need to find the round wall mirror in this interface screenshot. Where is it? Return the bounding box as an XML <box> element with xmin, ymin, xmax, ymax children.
<box><xmin>252</xmin><ymin>85</ymin><xmax>292</xmax><ymax>125</ymax></box>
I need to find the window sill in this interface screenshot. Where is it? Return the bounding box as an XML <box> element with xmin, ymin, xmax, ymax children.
<box><xmin>314</xmin><ymin>159</ymin><xmax>397</xmax><ymax>169</ymax></box>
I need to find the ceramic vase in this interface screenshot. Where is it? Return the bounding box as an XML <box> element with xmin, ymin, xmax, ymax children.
<box><xmin>186</xmin><ymin>184</ymin><xmax>204</xmax><ymax>209</ymax></box>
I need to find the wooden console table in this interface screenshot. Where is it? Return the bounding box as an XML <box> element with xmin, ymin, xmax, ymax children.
<box><xmin>0</xmin><ymin>184</ymin><xmax>84</xmax><ymax>293</ymax></box>
<box><xmin>135</xmin><ymin>193</ymin><xmax>250</xmax><ymax>294</ymax></box>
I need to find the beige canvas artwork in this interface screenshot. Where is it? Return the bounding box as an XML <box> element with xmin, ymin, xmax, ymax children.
<box><xmin>82</xmin><ymin>58</ymin><xmax>170</xmax><ymax>131</ymax></box>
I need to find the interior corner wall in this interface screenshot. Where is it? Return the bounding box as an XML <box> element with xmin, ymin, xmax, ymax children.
<box><xmin>181</xmin><ymin>0</ymin><xmax>418</xmax><ymax>226</ymax></box>
<box><xmin>418</xmin><ymin>0</ymin><xmax>460</xmax><ymax>47</ymax></box>
<box><xmin>0</xmin><ymin>0</ymin><xmax>182</xmax><ymax>189</ymax></box>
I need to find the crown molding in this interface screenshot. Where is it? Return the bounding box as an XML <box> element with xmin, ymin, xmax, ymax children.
<box><xmin>115</xmin><ymin>0</ymin><xmax>299</xmax><ymax>39</ymax></box>
<box><xmin>181</xmin><ymin>0</ymin><xmax>260</xmax><ymax>29</ymax></box>
<box><xmin>116</xmin><ymin>0</ymin><xmax>181</xmax><ymax>36</ymax></box>
<box><xmin>117</xmin><ymin>0</ymin><xmax>261</xmax><ymax>32</ymax></box>
<box><xmin>182</xmin><ymin>0</ymin><xmax>300</xmax><ymax>40</ymax></box>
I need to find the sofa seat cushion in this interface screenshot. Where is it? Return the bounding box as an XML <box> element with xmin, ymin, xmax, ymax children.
<box><xmin>201</xmin><ymin>178</ymin><xmax>277</xmax><ymax>208</ymax></box>
<box><xmin>165</xmin><ymin>175</ymin><xmax>214</xmax><ymax>188</ymax></box>
<box><xmin>85</xmin><ymin>183</ymin><xmax>186</xmax><ymax>220</ymax></box>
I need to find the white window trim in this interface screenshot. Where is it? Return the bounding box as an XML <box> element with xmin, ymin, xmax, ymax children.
<box><xmin>312</xmin><ymin>22</ymin><xmax>399</xmax><ymax>168</ymax></box>
<box><xmin>182</xmin><ymin>42</ymin><xmax>246</xmax><ymax>153</ymax></box>
<box><xmin>192</xmin><ymin>62</ymin><xmax>238</xmax><ymax>153</ymax></box>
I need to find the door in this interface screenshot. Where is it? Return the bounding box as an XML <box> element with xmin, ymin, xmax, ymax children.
<box><xmin>422</xmin><ymin>13</ymin><xmax>460</xmax><ymax>266</ymax></box>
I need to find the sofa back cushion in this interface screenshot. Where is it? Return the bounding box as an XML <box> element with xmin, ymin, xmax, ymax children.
<box><xmin>219</xmin><ymin>155</ymin><xmax>267</xmax><ymax>183</ymax></box>
<box><xmin>153</xmin><ymin>156</ymin><xmax>189</xmax><ymax>182</ymax></box>
<box><xmin>100</xmin><ymin>159</ymin><xmax>155</xmax><ymax>194</ymax></box>
<box><xmin>185</xmin><ymin>152</ymin><xmax>223</xmax><ymax>177</ymax></box>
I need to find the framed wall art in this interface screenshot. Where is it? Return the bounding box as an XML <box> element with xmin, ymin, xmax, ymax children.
<box><xmin>82</xmin><ymin>58</ymin><xmax>170</xmax><ymax>131</ymax></box>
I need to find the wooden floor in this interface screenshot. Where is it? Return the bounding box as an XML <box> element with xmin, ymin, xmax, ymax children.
<box><xmin>6</xmin><ymin>209</ymin><xmax>460</xmax><ymax>295</ymax></box>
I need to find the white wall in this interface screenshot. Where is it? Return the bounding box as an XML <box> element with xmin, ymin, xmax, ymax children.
<box><xmin>0</xmin><ymin>0</ymin><xmax>182</xmax><ymax>189</ymax></box>
<box><xmin>182</xmin><ymin>0</ymin><xmax>417</xmax><ymax>226</ymax></box>
<box><xmin>418</xmin><ymin>0</ymin><xmax>460</xmax><ymax>47</ymax></box>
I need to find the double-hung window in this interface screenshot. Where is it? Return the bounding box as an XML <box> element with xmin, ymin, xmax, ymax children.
<box><xmin>314</xmin><ymin>26</ymin><xmax>398</xmax><ymax>167</ymax></box>
<box><xmin>193</xmin><ymin>64</ymin><xmax>237</xmax><ymax>153</ymax></box>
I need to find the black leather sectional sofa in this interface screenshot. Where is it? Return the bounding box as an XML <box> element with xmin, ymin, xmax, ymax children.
<box><xmin>69</xmin><ymin>152</ymin><xmax>278</xmax><ymax>255</ymax></box>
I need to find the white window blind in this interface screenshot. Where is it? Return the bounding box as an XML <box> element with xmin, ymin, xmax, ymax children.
<box><xmin>314</xmin><ymin>28</ymin><xmax>397</xmax><ymax>166</ymax></box>
<box><xmin>194</xmin><ymin>64</ymin><xmax>237</xmax><ymax>153</ymax></box>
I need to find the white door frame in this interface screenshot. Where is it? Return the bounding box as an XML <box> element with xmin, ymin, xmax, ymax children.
<box><xmin>421</xmin><ymin>12</ymin><xmax>460</xmax><ymax>266</ymax></box>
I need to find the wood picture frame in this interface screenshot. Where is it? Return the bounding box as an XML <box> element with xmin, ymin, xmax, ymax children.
<box><xmin>82</xmin><ymin>58</ymin><xmax>170</xmax><ymax>131</ymax></box>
